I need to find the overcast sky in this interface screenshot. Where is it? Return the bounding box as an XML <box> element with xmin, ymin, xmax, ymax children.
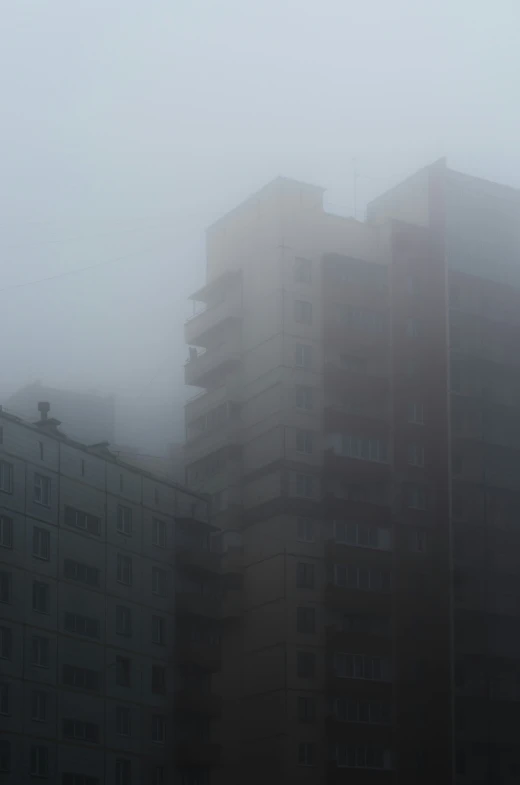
<box><xmin>1</xmin><ymin>0</ymin><xmax>519</xmax><ymax>451</ymax></box>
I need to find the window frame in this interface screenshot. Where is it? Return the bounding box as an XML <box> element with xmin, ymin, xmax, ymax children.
<box><xmin>33</xmin><ymin>527</ymin><xmax>50</xmax><ymax>560</ymax></box>
<box><xmin>117</xmin><ymin>504</ymin><xmax>132</xmax><ymax>536</ymax></box>
<box><xmin>0</xmin><ymin>461</ymin><xmax>13</xmax><ymax>494</ymax></box>
<box><xmin>33</xmin><ymin>473</ymin><xmax>51</xmax><ymax>507</ymax></box>
<box><xmin>0</xmin><ymin>516</ymin><xmax>13</xmax><ymax>549</ymax></box>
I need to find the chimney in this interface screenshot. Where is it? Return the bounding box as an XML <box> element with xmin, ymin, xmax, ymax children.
<box><xmin>38</xmin><ymin>401</ymin><xmax>50</xmax><ymax>421</ymax></box>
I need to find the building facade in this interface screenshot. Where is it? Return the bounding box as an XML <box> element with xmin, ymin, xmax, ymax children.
<box><xmin>0</xmin><ymin>403</ymin><xmax>211</xmax><ymax>784</ymax></box>
<box><xmin>184</xmin><ymin>162</ymin><xmax>520</xmax><ymax>784</ymax></box>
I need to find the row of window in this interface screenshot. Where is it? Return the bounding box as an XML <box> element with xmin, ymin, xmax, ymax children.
<box><xmin>298</xmin><ymin>742</ymin><xmax>391</xmax><ymax>769</ymax></box>
<box><xmin>0</xmin><ymin>559</ymin><xmax>170</xmax><ymax>609</ymax></box>
<box><xmin>332</xmin><ymin>564</ymin><xmax>391</xmax><ymax>592</ymax></box>
<box><xmin>0</xmin><ymin>743</ymin><xmax>164</xmax><ymax>783</ymax></box>
<box><xmin>333</xmin><ymin>652</ymin><xmax>392</xmax><ymax>681</ymax></box>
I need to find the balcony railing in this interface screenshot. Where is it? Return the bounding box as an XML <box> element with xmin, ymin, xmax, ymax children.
<box><xmin>185</xmin><ymin>290</ymin><xmax>242</xmax><ymax>347</ymax></box>
<box><xmin>184</xmin><ymin>341</ymin><xmax>242</xmax><ymax>388</ymax></box>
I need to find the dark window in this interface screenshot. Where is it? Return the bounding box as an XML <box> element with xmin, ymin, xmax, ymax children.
<box><xmin>62</xmin><ymin>665</ymin><xmax>99</xmax><ymax>691</ymax></box>
<box><xmin>0</xmin><ymin>461</ymin><xmax>13</xmax><ymax>493</ymax></box>
<box><xmin>34</xmin><ymin>474</ymin><xmax>51</xmax><ymax>506</ymax></box>
<box><xmin>297</xmin><ymin>607</ymin><xmax>316</xmax><ymax>634</ymax></box>
<box><xmin>116</xmin><ymin>656</ymin><xmax>131</xmax><ymax>687</ymax></box>
<box><xmin>0</xmin><ymin>516</ymin><xmax>13</xmax><ymax>549</ymax></box>
<box><xmin>407</xmin><ymin>484</ymin><xmax>427</xmax><ymax>510</ymax></box>
<box><xmin>295</xmin><ymin>385</ymin><xmax>313</xmax><ymax>410</ymax></box>
<box><xmin>152</xmin><ymin>665</ymin><xmax>166</xmax><ymax>694</ymax></box>
<box><xmin>117</xmin><ymin>554</ymin><xmax>132</xmax><ymax>585</ymax></box>
<box><xmin>65</xmin><ymin>506</ymin><xmax>101</xmax><ymax>536</ymax></box>
<box><xmin>33</xmin><ymin>528</ymin><xmax>50</xmax><ymax>560</ymax></box>
<box><xmin>152</xmin><ymin>566</ymin><xmax>168</xmax><ymax>597</ymax></box>
<box><xmin>295</xmin><ymin>474</ymin><xmax>313</xmax><ymax>498</ymax></box>
<box><xmin>63</xmin><ymin>719</ymin><xmax>99</xmax><ymax>743</ymax></box>
<box><xmin>407</xmin><ymin>443</ymin><xmax>425</xmax><ymax>467</ymax></box>
<box><xmin>117</xmin><ymin>505</ymin><xmax>132</xmax><ymax>536</ymax></box>
<box><xmin>0</xmin><ymin>683</ymin><xmax>9</xmax><ymax>715</ymax></box>
<box><xmin>38</xmin><ymin>441</ymin><xmax>44</xmax><ymax>460</ymax></box>
<box><xmin>295</xmin><ymin>343</ymin><xmax>312</xmax><ymax>369</ymax></box>
<box><xmin>64</xmin><ymin>559</ymin><xmax>99</xmax><ymax>586</ymax></box>
<box><xmin>152</xmin><ymin>615</ymin><xmax>165</xmax><ymax>645</ymax></box>
<box><xmin>296</xmin><ymin>430</ymin><xmax>313</xmax><ymax>454</ymax></box>
<box><xmin>0</xmin><ymin>627</ymin><xmax>12</xmax><ymax>660</ymax></box>
<box><xmin>116</xmin><ymin>759</ymin><xmax>131</xmax><ymax>785</ymax></box>
<box><xmin>296</xmin><ymin>563</ymin><xmax>315</xmax><ymax>589</ymax></box>
<box><xmin>30</xmin><ymin>745</ymin><xmax>48</xmax><ymax>778</ymax></box>
<box><xmin>298</xmin><ymin>742</ymin><xmax>314</xmax><ymax>766</ymax></box>
<box><xmin>64</xmin><ymin>613</ymin><xmax>100</xmax><ymax>639</ymax></box>
<box><xmin>32</xmin><ymin>582</ymin><xmax>50</xmax><ymax>613</ymax></box>
<box><xmin>296</xmin><ymin>518</ymin><xmax>315</xmax><ymax>542</ymax></box>
<box><xmin>297</xmin><ymin>696</ymin><xmax>315</xmax><ymax>722</ymax></box>
<box><xmin>0</xmin><ymin>740</ymin><xmax>10</xmax><ymax>772</ymax></box>
<box><xmin>297</xmin><ymin>651</ymin><xmax>316</xmax><ymax>678</ymax></box>
<box><xmin>408</xmin><ymin>401</ymin><xmax>424</xmax><ymax>424</ymax></box>
<box><xmin>410</xmin><ymin>529</ymin><xmax>428</xmax><ymax>553</ymax></box>
<box><xmin>294</xmin><ymin>300</ymin><xmax>312</xmax><ymax>324</ymax></box>
<box><xmin>0</xmin><ymin>571</ymin><xmax>12</xmax><ymax>603</ymax></box>
<box><xmin>152</xmin><ymin>519</ymin><xmax>167</xmax><ymax>548</ymax></box>
<box><xmin>31</xmin><ymin>636</ymin><xmax>50</xmax><ymax>668</ymax></box>
<box><xmin>116</xmin><ymin>706</ymin><xmax>131</xmax><ymax>736</ymax></box>
<box><xmin>116</xmin><ymin>606</ymin><xmax>132</xmax><ymax>637</ymax></box>
<box><xmin>152</xmin><ymin>714</ymin><xmax>166</xmax><ymax>744</ymax></box>
<box><xmin>31</xmin><ymin>690</ymin><xmax>47</xmax><ymax>721</ymax></box>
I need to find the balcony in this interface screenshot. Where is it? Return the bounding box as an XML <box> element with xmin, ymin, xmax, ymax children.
<box><xmin>176</xmin><ymin>638</ymin><xmax>222</xmax><ymax>672</ymax></box>
<box><xmin>184</xmin><ymin>339</ymin><xmax>242</xmax><ymax>389</ymax></box>
<box><xmin>323</xmin><ymin>584</ymin><xmax>392</xmax><ymax>614</ymax></box>
<box><xmin>174</xmin><ymin>688</ymin><xmax>222</xmax><ymax>717</ymax></box>
<box><xmin>325</xmin><ymin>625</ymin><xmax>392</xmax><ymax>656</ymax></box>
<box><xmin>175</xmin><ymin>548</ymin><xmax>221</xmax><ymax>574</ymax></box>
<box><xmin>175</xmin><ymin>742</ymin><xmax>221</xmax><ymax>766</ymax></box>
<box><xmin>175</xmin><ymin>592</ymin><xmax>221</xmax><ymax>619</ymax></box>
<box><xmin>185</xmin><ymin>289</ymin><xmax>243</xmax><ymax>347</ymax></box>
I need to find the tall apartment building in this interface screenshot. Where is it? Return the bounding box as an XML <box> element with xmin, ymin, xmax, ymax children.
<box><xmin>184</xmin><ymin>160</ymin><xmax>520</xmax><ymax>784</ymax></box>
<box><xmin>0</xmin><ymin>402</ymin><xmax>211</xmax><ymax>784</ymax></box>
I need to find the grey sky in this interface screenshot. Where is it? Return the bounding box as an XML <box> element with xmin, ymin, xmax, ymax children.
<box><xmin>1</xmin><ymin>0</ymin><xmax>519</xmax><ymax>450</ymax></box>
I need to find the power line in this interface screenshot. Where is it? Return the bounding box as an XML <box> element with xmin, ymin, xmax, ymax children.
<box><xmin>0</xmin><ymin>242</ymin><xmax>164</xmax><ymax>293</ymax></box>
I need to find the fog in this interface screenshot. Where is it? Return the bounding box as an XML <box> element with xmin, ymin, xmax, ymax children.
<box><xmin>1</xmin><ymin>0</ymin><xmax>518</xmax><ymax>453</ymax></box>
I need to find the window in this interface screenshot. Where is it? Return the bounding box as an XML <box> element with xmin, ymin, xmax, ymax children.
<box><xmin>152</xmin><ymin>566</ymin><xmax>168</xmax><ymax>597</ymax></box>
<box><xmin>116</xmin><ymin>706</ymin><xmax>131</xmax><ymax>736</ymax></box>
<box><xmin>407</xmin><ymin>317</ymin><xmax>420</xmax><ymax>338</ymax></box>
<box><xmin>116</xmin><ymin>759</ymin><xmax>131</xmax><ymax>785</ymax></box>
<box><xmin>152</xmin><ymin>767</ymin><xmax>164</xmax><ymax>785</ymax></box>
<box><xmin>152</xmin><ymin>519</ymin><xmax>167</xmax><ymax>548</ymax></box>
<box><xmin>0</xmin><ymin>683</ymin><xmax>9</xmax><ymax>715</ymax></box>
<box><xmin>0</xmin><ymin>627</ymin><xmax>12</xmax><ymax>660</ymax></box>
<box><xmin>333</xmin><ymin>565</ymin><xmax>390</xmax><ymax>592</ymax></box>
<box><xmin>30</xmin><ymin>745</ymin><xmax>49</xmax><ymax>777</ymax></box>
<box><xmin>0</xmin><ymin>740</ymin><xmax>10</xmax><ymax>772</ymax></box>
<box><xmin>34</xmin><ymin>474</ymin><xmax>51</xmax><ymax>506</ymax></box>
<box><xmin>62</xmin><ymin>775</ymin><xmax>99</xmax><ymax>785</ymax></box>
<box><xmin>152</xmin><ymin>665</ymin><xmax>166</xmax><ymax>694</ymax></box>
<box><xmin>32</xmin><ymin>581</ymin><xmax>50</xmax><ymax>613</ymax></box>
<box><xmin>408</xmin><ymin>401</ymin><xmax>424</xmax><ymax>424</ymax></box>
<box><xmin>38</xmin><ymin>441</ymin><xmax>44</xmax><ymax>460</ymax></box>
<box><xmin>31</xmin><ymin>636</ymin><xmax>50</xmax><ymax>668</ymax></box>
<box><xmin>64</xmin><ymin>506</ymin><xmax>101</xmax><ymax>536</ymax></box>
<box><xmin>410</xmin><ymin>529</ymin><xmax>428</xmax><ymax>553</ymax></box>
<box><xmin>62</xmin><ymin>664</ymin><xmax>99</xmax><ymax>691</ymax></box>
<box><xmin>407</xmin><ymin>484</ymin><xmax>427</xmax><ymax>510</ymax></box>
<box><xmin>335</xmin><ymin>744</ymin><xmax>389</xmax><ymax>769</ymax></box>
<box><xmin>295</xmin><ymin>385</ymin><xmax>313</xmax><ymax>410</ymax></box>
<box><xmin>296</xmin><ymin>518</ymin><xmax>315</xmax><ymax>542</ymax></box>
<box><xmin>0</xmin><ymin>571</ymin><xmax>11</xmax><ymax>603</ymax></box>
<box><xmin>334</xmin><ymin>698</ymin><xmax>391</xmax><ymax>724</ymax></box>
<box><xmin>296</xmin><ymin>429</ymin><xmax>313</xmax><ymax>454</ymax></box>
<box><xmin>297</xmin><ymin>607</ymin><xmax>315</xmax><ymax>634</ymax></box>
<box><xmin>296</xmin><ymin>563</ymin><xmax>315</xmax><ymax>589</ymax></box>
<box><xmin>152</xmin><ymin>714</ymin><xmax>166</xmax><ymax>744</ymax></box>
<box><xmin>295</xmin><ymin>343</ymin><xmax>312</xmax><ymax>369</ymax></box>
<box><xmin>298</xmin><ymin>742</ymin><xmax>314</xmax><ymax>766</ymax></box>
<box><xmin>294</xmin><ymin>257</ymin><xmax>312</xmax><ymax>283</ymax></box>
<box><xmin>294</xmin><ymin>300</ymin><xmax>312</xmax><ymax>324</ymax></box>
<box><xmin>297</xmin><ymin>651</ymin><xmax>315</xmax><ymax>678</ymax></box>
<box><xmin>0</xmin><ymin>516</ymin><xmax>12</xmax><ymax>549</ymax></box>
<box><xmin>408</xmin><ymin>443</ymin><xmax>424</xmax><ymax>467</ymax></box>
<box><xmin>63</xmin><ymin>559</ymin><xmax>99</xmax><ymax>586</ymax></box>
<box><xmin>0</xmin><ymin>461</ymin><xmax>13</xmax><ymax>493</ymax></box>
<box><xmin>64</xmin><ymin>612</ymin><xmax>100</xmax><ymax>639</ymax></box>
<box><xmin>152</xmin><ymin>615</ymin><xmax>165</xmax><ymax>645</ymax></box>
<box><xmin>333</xmin><ymin>433</ymin><xmax>388</xmax><ymax>463</ymax></box>
<box><xmin>117</xmin><ymin>505</ymin><xmax>132</xmax><ymax>536</ymax></box>
<box><xmin>298</xmin><ymin>696</ymin><xmax>315</xmax><ymax>722</ymax></box>
<box><xmin>116</xmin><ymin>605</ymin><xmax>132</xmax><ymax>637</ymax></box>
<box><xmin>334</xmin><ymin>652</ymin><xmax>391</xmax><ymax>681</ymax></box>
<box><xmin>33</xmin><ymin>528</ymin><xmax>50</xmax><ymax>560</ymax></box>
<box><xmin>117</xmin><ymin>554</ymin><xmax>133</xmax><ymax>585</ymax></box>
<box><xmin>63</xmin><ymin>719</ymin><xmax>99</xmax><ymax>743</ymax></box>
<box><xmin>334</xmin><ymin>521</ymin><xmax>391</xmax><ymax>551</ymax></box>
<box><xmin>32</xmin><ymin>690</ymin><xmax>47</xmax><ymax>721</ymax></box>
<box><xmin>295</xmin><ymin>474</ymin><xmax>313</xmax><ymax>498</ymax></box>
<box><xmin>116</xmin><ymin>656</ymin><xmax>131</xmax><ymax>687</ymax></box>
